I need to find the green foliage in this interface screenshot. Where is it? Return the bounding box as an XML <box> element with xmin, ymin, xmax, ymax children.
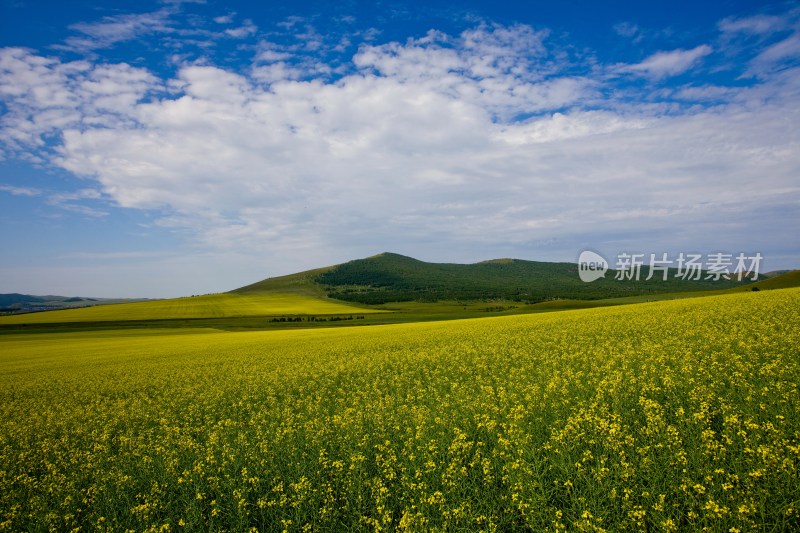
<box><xmin>316</xmin><ymin>252</ymin><xmax>751</xmax><ymax>304</ymax></box>
<box><xmin>1</xmin><ymin>289</ymin><xmax>798</xmax><ymax>531</ymax></box>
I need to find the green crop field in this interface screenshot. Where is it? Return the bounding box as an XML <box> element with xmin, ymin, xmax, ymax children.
<box><xmin>0</xmin><ymin>293</ymin><xmax>378</xmax><ymax>325</ymax></box>
<box><xmin>1</xmin><ymin>288</ymin><xmax>798</xmax><ymax>531</ymax></box>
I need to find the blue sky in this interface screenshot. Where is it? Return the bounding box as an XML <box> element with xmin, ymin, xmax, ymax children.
<box><xmin>1</xmin><ymin>0</ymin><xmax>798</xmax><ymax>297</ymax></box>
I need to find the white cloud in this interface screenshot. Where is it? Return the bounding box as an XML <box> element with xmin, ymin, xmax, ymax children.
<box><xmin>495</xmin><ymin>110</ymin><xmax>654</xmax><ymax>145</ymax></box>
<box><xmin>48</xmin><ymin>58</ymin><xmax>799</xmax><ymax>261</ymax></box>
<box><xmin>46</xmin><ymin>188</ymin><xmax>109</xmax><ymax>217</ymax></box>
<box><xmin>225</xmin><ymin>19</ymin><xmax>257</xmax><ymax>39</ymax></box>
<box><xmin>254</xmin><ymin>49</ymin><xmax>293</xmax><ymax>63</ymax></box>
<box><xmin>159</xmin><ymin>0</ymin><xmax>207</xmax><ymax>5</ymax></box>
<box><xmin>671</xmin><ymin>84</ymin><xmax>739</xmax><ymax>101</ymax></box>
<box><xmin>618</xmin><ymin>45</ymin><xmax>713</xmax><ymax>80</ymax></box>
<box><xmin>0</xmin><ymin>48</ymin><xmax>159</xmax><ymax>157</ymax></box>
<box><xmin>746</xmin><ymin>35</ymin><xmax>800</xmax><ymax>77</ymax></box>
<box><xmin>353</xmin><ymin>24</ymin><xmax>590</xmax><ymax>120</ymax></box>
<box><xmin>1</xmin><ymin>16</ymin><xmax>799</xmax><ymax>286</ymax></box>
<box><xmin>0</xmin><ymin>48</ymin><xmax>86</xmax><ymax>154</ymax></box>
<box><xmin>250</xmin><ymin>62</ymin><xmax>306</xmax><ymax>83</ymax></box>
<box><xmin>0</xmin><ymin>184</ymin><xmax>41</xmax><ymax>196</ymax></box>
<box><xmin>59</xmin><ymin>10</ymin><xmax>174</xmax><ymax>52</ymax></box>
<box><xmin>213</xmin><ymin>14</ymin><xmax>234</xmax><ymax>25</ymax></box>
<box><xmin>613</xmin><ymin>22</ymin><xmax>640</xmax><ymax>38</ymax></box>
<box><xmin>719</xmin><ymin>14</ymin><xmax>788</xmax><ymax>35</ymax></box>
<box><xmin>716</xmin><ymin>10</ymin><xmax>800</xmax><ymax>79</ymax></box>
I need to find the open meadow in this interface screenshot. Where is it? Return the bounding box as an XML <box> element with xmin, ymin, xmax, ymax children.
<box><xmin>1</xmin><ymin>288</ymin><xmax>798</xmax><ymax>531</ymax></box>
<box><xmin>0</xmin><ymin>293</ymin><xmax>378</xmax><ymax>325</ymax></box>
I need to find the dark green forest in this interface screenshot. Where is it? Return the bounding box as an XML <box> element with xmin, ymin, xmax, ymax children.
<box><xmin>315</xmin><ymin>253</ymin><xmax>750</xmax><ymax>304</ymax></box>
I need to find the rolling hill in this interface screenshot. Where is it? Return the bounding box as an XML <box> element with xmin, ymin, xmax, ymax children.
<box><xmin>2</xmin><ymin>253</ymin><xmax>795</xmax><ymax>331</ymax></box>
<box><xmin>0</xmin><ymin>293</ymin><xmax>377</xmax><ymax>325</ymax></box>
<box><xmin>231</xmin><ymin>265</ymin><xmax>334</xmax><ymax>297</ymax></box>
<box><xmin>0</xmin><ymin>293</ymin><xmax>146</xmax><ymax>313</ymax></box>
<box><xmin>238</xmin><ymin>252</ymin><xmax>754</xmax><ymax>304</ymax></box>
<box><xmin>747</xmin><ymin>269</ymin><xmax>800</xmax><ymax>291</ymax></box>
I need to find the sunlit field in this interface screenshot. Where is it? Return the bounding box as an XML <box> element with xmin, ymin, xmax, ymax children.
<box><xmin>0</xmin><ymin>293</ymin><xmax>377</xmax><ymax>324</ymax></box>
<box><xmin>1</xmin><ymin>289</ymin><xmax>798</xmax><ymax>531</ymax></box>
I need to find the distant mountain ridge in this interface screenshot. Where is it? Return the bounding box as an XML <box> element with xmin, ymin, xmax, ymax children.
<box><xmin>0</xmin><ymin>293</ymin><xmax>46</xmax><ymax>307</ymax></box>
<box><xmin>235</xmin><ymin>252</ymin><xmax>757</xmax><ymax>304</ymax></box>
<box><xmin>0</xmin><ymin>293</ymin><xmax>144</xmax><ymax>314</ymax></box>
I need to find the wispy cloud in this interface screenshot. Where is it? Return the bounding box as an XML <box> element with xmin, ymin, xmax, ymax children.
<box><xmin>613</xmin><ymin>22</ymin><xmax>640</xmax><ymax>38</ymax></box>
<box><xmin>158</xmin><ymin>0</ymin><xmax>207</xmax><ymax>7</ymax></box>
<box><xmin>717</xmin><ymin>9</ymin><xmax>800</xmax><ymax>78</ymax></box>
<box><xmin>47</xmin><ymin>188</ymin><xmax>108</xmax><ymax>217</ymax></box>
<box><xmin>57</xmin><ymin>10</ymin><xmax>174</xmax><ymax>53</ymax></box>
<box><xmin>225</xmin><ymin>19</ymin><xmax>257</xmax><ymax>39</ymax></box>
<box><xmin>617</xmin><ymin>45</ymin><xmax>713</xmax><ymax>80</ymax></box>
<box><xmin>214</xmin><ymin>14</ymin><xmax>235</xmax><ymax>24</ymax></box>
<box><xmin>1</xmin><ymin>183</ymin><xmax>109</xmax><ymax>218</ymax></box>
<box><xmin>0</xmin><ymin>184</ymin><xmax>41</xmax><ymax>196</ymax></box>
<box><xmin>719</xmin><ymin>14</ymin><xmax>789</xmax><ymax>35</ymax></box>
<box><xmin>747</xmin><ymin>34</ymin><xmax>800</xmax><ymax>77</ymax></box>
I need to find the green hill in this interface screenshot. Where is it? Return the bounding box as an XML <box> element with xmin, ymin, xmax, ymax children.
<box><xmin>0</xmin><ymin>293</ymin><xmax>46</xmax><ymax>308</ymax></box>
<box><xmin>0</xmin><ymin>293</ymin><xmax>143</xmax><ymax>313</ymax></box>
<box><xmin>307</xmin><ymin>252</ymin><xmax>752</xmax><ymax>304</ymax></box>
<box><xmin>747</xmin><ymin>269</ymin><xmax>800</xmax><ymax>291</ymax></box>
<box><xmin>4</xmin><ymin>255</ymin><xmax>790</xmax><ymax>331</ymax></box>
<box><xmin>0</xmin><ymin>293</ymin><xmax>378</xmax><ymax>325</ymax></box>
<box><xmin>231</xmin><ymin>265</ymin><xmax>334</xmax><ymax>297</ymax></box>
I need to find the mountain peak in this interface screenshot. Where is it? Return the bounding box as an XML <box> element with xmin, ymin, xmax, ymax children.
<box><xmin>479</xmin><ymin>258</ymin><xmax>515</xmax><ymax>264</ymax></box>
<box><xmin>367</xmin><ymin>252</ymin><xmax>415</xmax><ymax>260</ymax></box>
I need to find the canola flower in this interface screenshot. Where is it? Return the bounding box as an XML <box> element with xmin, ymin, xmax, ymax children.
<box><xmin>0</xmin><ymin>288</ymin><xmax>798</xmax><ymax>531</ymax></box>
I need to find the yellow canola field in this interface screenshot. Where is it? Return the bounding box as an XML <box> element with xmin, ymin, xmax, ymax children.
<box><xmin>0</xmin><ymin>288</ymin><xmax>798</xmax><ymax>532</ymax></box>
<box><xmin>0</xmin><ymin>292</ymin><xmax>377</xmax><ymax>324</ymax></box>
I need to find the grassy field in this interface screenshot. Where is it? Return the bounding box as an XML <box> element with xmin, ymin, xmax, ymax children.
<box><xmin>1</xmin><ymin>288</ymin><xmax>797</xmax><ymax>531</ymax></box>
<box><xmin>0</xmin><ymin>293</ymin><xmax>378</xmax><ymax>325</ymax></box>
<box><xmin>2</xmin><ymin>266</ymin><xmax>793</xmax><ymax>335</ymax></box>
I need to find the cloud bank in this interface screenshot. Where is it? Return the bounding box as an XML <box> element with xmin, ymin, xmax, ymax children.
<box><xmin>1</xmin><ymin>6</ymin><xmax>799</xmax><ymax>294</ymax></box>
